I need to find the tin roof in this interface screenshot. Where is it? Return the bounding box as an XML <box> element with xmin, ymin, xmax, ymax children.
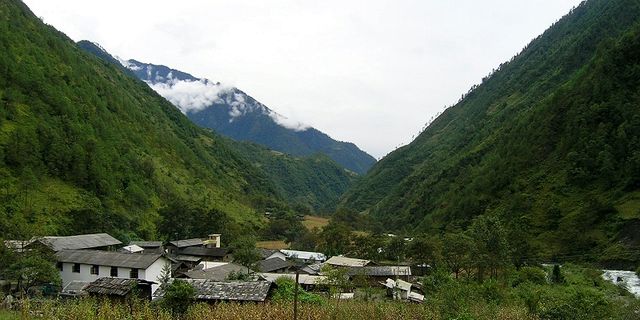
<box><xmin>168</xmin><ymin>238</ymin><xmax>203</xmax><ymax>248</ymax></box>
<box><xmin>325</xmin><ymin>256</ymin><xmax>370</xmax><ymax>267</ymax></box>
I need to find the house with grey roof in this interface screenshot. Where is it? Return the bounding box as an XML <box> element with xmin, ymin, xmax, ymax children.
<box><xmin>129</xmin><ymin>241</ymin><xmax>164</xmax><ymax>254</ymax></box>
<box><xmin>154</xmin><ymin>279</ymin><xmax>273</xmax><ymax>303</ymax></box>
<box><xmin>182</xmin><ymin>262</ymin><xmax>249</xmax><ymax>281</ymax></box>
<box><xmin>55</xmin><ymin>250</ymin><xmax>169</xmax><ymax>294</ymax></box>
<box><xmin>257</xmin><ymin>258</ymin><xmax>292</xmax><ymax>273</ymax></box>
<box><xmin>347</xmin><ymin>266</ymin><xmax>412</xmax><ymax>284</ymax></box>
<box><xmin>166</xmin><ymin>238</ymin><xmax>204</xmax><ymax>255</ymax></box>
<box><xmin>28</xmin><ymin>233</ymin><xmax>122</xmax><ymax>252</ymax></box>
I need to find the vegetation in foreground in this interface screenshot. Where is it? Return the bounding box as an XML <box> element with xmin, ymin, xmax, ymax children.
<box><xmin>2</xmin><ymin>264</ymin><xmax>638</xmax><ymax>320</ymax></box>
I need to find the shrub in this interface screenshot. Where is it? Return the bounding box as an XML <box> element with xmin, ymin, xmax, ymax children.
<box><xmin>513</xmin><ymin>266</ymin><xmax>547</xmax><ymax>287</ymax></box>
<box><xmin>160</xmin><ymin>279</ymin><xmax>195</xmax><ymax>315</ymax></box>
<box><xmin>271</xmin><ymin>277</ymin><xmax>324</xmax><ymax>304</ymax></box>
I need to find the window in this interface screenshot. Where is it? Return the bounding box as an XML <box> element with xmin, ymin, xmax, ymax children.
<box><xmin>72</xmin><ymin>263</ymin><xmax>80</xmax><ymax>273</ymax></box>
<box><xmin>129</xmin><ymin>268</ymin><xmax>139</xmax><ymax>279</ymax></box>
<box><xmin>56</xmin><ymin>262</ymin><xmax>63</xmax><ymax>271</ymax></box>
<box><xmin>110</xmin><ymin>266</ymin><xmax>118</xmax><ymax>277</ymax></box>
<box><xmin>90</xmin><ymin>265</ymin><xmax>99</xmax><ymax>275</ymax></box>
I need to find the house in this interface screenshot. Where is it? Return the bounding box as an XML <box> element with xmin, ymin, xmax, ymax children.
<box><xmin>299</xmin><ymin>263</ymin><xmax>323</xmax><ymax>275</ymax></box>
<box><xmin>154</xmin><ymin>279</ymin><xmax>273</xmax><ymax>303</ymax></box>
<box><xmin>258</xmin><ymin>248</ymin><xmax>282</xmax><ymax>260</ymax></box>
<box><xmin>84</xmin><ymin>277</ymin><xmax>155</xmax><ymax>300</ymax></box>
<box><xmin>166</xmin><ymin>238</ymin><xmax>203</xmax><ymax>255</ymax></box>
<box><xmin>347</xmin><ymin>266</ymin><xmax>412</xmax><ymax>283</ymax></box>
<box><xmin>325</xmin><ymin>256</ymin><xmax>370</xmax><ymax>268</ymax></box>
<box><xmin>182</xmin><ymin>263</ymin><xmax>248</xmax><ymax>281</ymax></box>
<box><xmin>382</xmin><ymin>278</ymin><xmax>424</xmax><ymax>303</ymax></box>
<box><xmin>129</xmin><ymin>241</ymin><xmax>164</xmax><ymax>254</ymax></box>
<box><xmin>259</xmin><ymin>273</ymin><xmax>327</xmax><ymax>291</ymax></box>
<box><xmin>279</xmin><ymin>250</ymin><xmax>326</xmax><ymax>263</ymax></box>
<box><xmin>176</xmin><ymin>247</ymin><xmax>228</xmax><ymax>262</ymax></box>
<box><xmin>55</xmin><ymin>250</ymin><xmax>169</xmax><ymax>294</ymax></box>
<box><xmin>28</xmin><ymin>233</ymin><xmax>122</xmax><ymax>252</ymax></box>
<box><xmin>257</xmin><ymin>258</ymin><xmax>292</xmax><ymax>273</ymax></box>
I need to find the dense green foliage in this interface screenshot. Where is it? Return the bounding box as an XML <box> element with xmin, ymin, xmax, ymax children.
<box><xmin>233</xmin><ymin>143</ymin><xmax>356</xmax><ymax>213</ymax></box>
<box><xmin>340</xmin><ymin>0</ymin><xmax>640</xmax><ymax>267</ymax></box>
<box><xmin>160</xmin><ymin>280</ymin><xmax>196</xmax><ymax>315</ymax></box>
<box><xmin>0</xmin><ymin>0</ymin><xmax>285</xmax><ymax>240</ymax></box>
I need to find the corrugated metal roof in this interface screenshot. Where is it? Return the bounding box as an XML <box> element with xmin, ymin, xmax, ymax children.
<box><xmin>169</xmin><ymin>238</ymin><xmax>203</xmax><ymax>248</ymax></box>
<box><xmin>257</xmin><ymin>258</ymin><xmax>291</xmax><ymax>273</ymax></box>
<box><xmin>174</xmin><ymin>255</ymin><xmax>202</xmax><ymax>262</ymax></box>
<box><xmin>155</xmin><ymin>279</ymin><xmax>272</xmax><ymax>302</ymax></box>
<box><xmin>347</xmin><ymin>266</ymin><xmax>411</xmax><ymax>277</ymax></box>
<box><xmin>56</xmin><ymin>250</ymin><xmax>163</xmax><ymax>269</ymax></box>
<box><xmin>184</xmin><ymin>263</ymin><xmax>247</xmax><ymax>281</ymax></box>
<box><xmin>325</xmin><ymin>256</ymin><xmax>370</xmax><ymax>267</ymax></box>
<box><xmin>35</xmin><ymin>233</ymin><xmax>121</xmax><ymax>251</ymax></box>
<box><xmin>280</xmin><ymin>250</ymin><xmax>326</xmax><ymax>261</ymax></box>
<box><xmin>85</xmin><ymin>277</ymin><xmax>155</xmax><ymax>296</ymax></box>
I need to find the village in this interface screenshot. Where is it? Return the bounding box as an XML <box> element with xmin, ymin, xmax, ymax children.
<box><xmin>1</xmin><ymin>231</ymin><xmax>425</xmax><ymax>308</ymax></box>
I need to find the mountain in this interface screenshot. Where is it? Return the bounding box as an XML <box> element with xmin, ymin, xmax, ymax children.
<box><xmin>339</xmin><ymin>0</ymin><xmax>640</xmax><ymax>266</ymax></box>
<box><xmin>0</xmin><ymin>0</ymin><xmax>286</xmax><ymax>240</ymax></box>
<box><xmin>119</xmin><ymin>58</ymin><xmax>376</xmax><ymax>174</ymax></box>
<box><xmin>77</xmin><ymin>41</ymin><xmax>357</xmax><ymax>213</ymax></box>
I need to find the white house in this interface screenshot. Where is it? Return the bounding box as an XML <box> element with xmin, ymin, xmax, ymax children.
<box><xmin>55</xmin><ymin>250</ymin><xmax>170</xmax><ymax>294</ymax></box>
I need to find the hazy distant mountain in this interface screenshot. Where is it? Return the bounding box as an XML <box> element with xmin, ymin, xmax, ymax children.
<box><xmin>121</xmin><ymin>59</ymin><xmax>376</xmax><ymax>174</ymax></box>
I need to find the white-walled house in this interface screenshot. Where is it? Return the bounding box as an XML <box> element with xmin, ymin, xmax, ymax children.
<box><xmin>55</xmin><ymin>250</ymin><xmax>169</xmax><ymax>294</ymax></box>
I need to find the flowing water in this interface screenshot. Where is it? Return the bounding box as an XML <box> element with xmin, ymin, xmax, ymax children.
<box><xmin>602</xmin><ymin>270</ymin><xmax>640</xmax><ymax>297</ymax></box>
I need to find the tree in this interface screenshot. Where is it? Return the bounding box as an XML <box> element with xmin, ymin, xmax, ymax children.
<box><xmin>467</xmin><ymin>215</ymin><xmax>510</xmax><ymax>281</ymax></box>
<box><xmin>231</xmin><ymin>236</ymin><xmax>261</xmax><ymax>273</ymax></box>
<box><xmin>385</xmin><ymin>235</ymin><xmax>407</xmax><ymax>262</ymax></box>
<box><xmin>442</xmin><ymin>232</ymin><xmax>472</xmax><ymax>279</ymax></box>
<box><xmin>4</xmin><ymin>249</ymin><xmax>61</xmax><ymax>295</ymax></box>
<box><xmin>407</xmin><ymin>235</ymin><xmax>442</xmax><ymax>269</ymax></box>
<box><xmin>317</xmin><ymin>221</ymin><xmax>351</xmax><ymax>256</ymax></box>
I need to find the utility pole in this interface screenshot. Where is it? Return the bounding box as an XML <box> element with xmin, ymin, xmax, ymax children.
<box><xmin>293</xmin><ymin>268</ymin><xmax>300</xmax><ymax>320</ymax></box>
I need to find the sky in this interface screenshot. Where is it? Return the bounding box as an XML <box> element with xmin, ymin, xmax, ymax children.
<box><xmin>23</xmin><ymin>0</ymin><xmax>583</xmax><ymax>159</ymax></box>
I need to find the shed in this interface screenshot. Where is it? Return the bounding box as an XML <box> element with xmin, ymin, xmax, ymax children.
<box><xmin>85</xmin><ymin>277</ymin><xmax>155</xmax><ymax>300</ymax></box>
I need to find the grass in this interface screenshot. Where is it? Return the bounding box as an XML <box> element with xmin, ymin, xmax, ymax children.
<box><xmin>256</xmin><ymin>240</ymin><xmax>289</xmax><ymax>250</ymax></box>
<box><xmin>302</xmin><ymin>215</ymin><xmax>330</xmax><ymax>230</ymax></box>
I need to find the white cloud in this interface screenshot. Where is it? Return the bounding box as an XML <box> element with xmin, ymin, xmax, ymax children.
<box><xmin>146</xmin><ymin>79</ymin><xmax>230</xmax><ymax>113</ymax></box>
<box><xmin>267</xmin><ymin>110</ymin><xmax>310</xmax><ymax>132</ymax></box>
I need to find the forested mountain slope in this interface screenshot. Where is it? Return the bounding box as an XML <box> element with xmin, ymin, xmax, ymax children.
<box><xmin>77</xmin><ymin>41</ymin><xmax>357</xmax><ymax>213</ymax></box>
<box><xmin>121</xmin><ymin>59</ymin><xmax>377</xmax><ymax>175</ymax></box>
<box><xmin>0</xmin><ymin>0</ymin><xmax>282</xmax><ymax>240</ymax></box>
<box><xmin>340</xmin><ymin>0</ymin><xmax>640</xmax><ymax>265</ymax></box>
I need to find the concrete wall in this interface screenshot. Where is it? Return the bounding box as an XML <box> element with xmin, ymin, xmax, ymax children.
<box><xmin>142</xmin><ymin>257</ymin><xmax>170</xmax><ymax>294</ymax></box>
<box><xmin>59</xmin><ymin>263</ymin><xmax>136</xmax><ymax>287</ymax></box>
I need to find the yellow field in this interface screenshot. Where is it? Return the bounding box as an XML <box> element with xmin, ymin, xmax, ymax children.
<box><xmin>256</xmin><ymin>240</ymin><xmax>289</xmax><ymax>250</ymax></box>
<box><xmin>302</xmin><ymin>215</ymin><xmax>330</xmax><ymax>230</ymax></box>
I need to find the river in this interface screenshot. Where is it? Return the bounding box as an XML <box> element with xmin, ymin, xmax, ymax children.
<box><xmin>602</xmin><ymin>270</ymin><xmax>640</xmax><ymax>297</ymax></box>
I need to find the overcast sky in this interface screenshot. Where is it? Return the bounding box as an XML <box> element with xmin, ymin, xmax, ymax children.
<box><xmin>23</xmin><ymin>0</ymin><xmax>583</xmax><ymax>158</ymax></box>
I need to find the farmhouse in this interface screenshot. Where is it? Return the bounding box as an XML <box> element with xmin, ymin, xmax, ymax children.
<box><xmin>84</xmin><ymin>277</ymin><xmax>155</xmax><ymax>300</ymax></box>
<box><xmin>325</xmin><ymin>256</ymin><xmax>370</xmax><ymax>268</ymax></box>
<box><xmin>28</xmin><ymin>233</ymin><xmax>121</xmax><ymax>252</ymax></box>
<box><xmin>55</xmin><ymin>250</ymin><xmax>169</xmax><ymax>294</ymax></box>
<box><xmin>154</xmin><ymin>279</ymin><xmax>273</xmax><ymax>303</ymax></box>
<box><xmin>279</xmin><ymin>249</ymin><xmax>326</xmax><ymax>263</ymax></box>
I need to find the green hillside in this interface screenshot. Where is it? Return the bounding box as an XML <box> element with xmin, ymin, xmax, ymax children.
<box><xmin>339</xmin><ymin>0</ymin><xmax>640</xmax><ymax>266</ymax></box>
<box><xmin>75</xmin><ymin>40</ymin><xmax>357</xmax><ymax>214</ymax></box>
<box><xmin>234</xmin><ymin>142</ymin><xmax>356</xmax><ymax>213</ymax></box>
<box><xmin>0</xmin><ymin>0</ymin><xmax>283</xmax><ymax>240</ymax></box>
